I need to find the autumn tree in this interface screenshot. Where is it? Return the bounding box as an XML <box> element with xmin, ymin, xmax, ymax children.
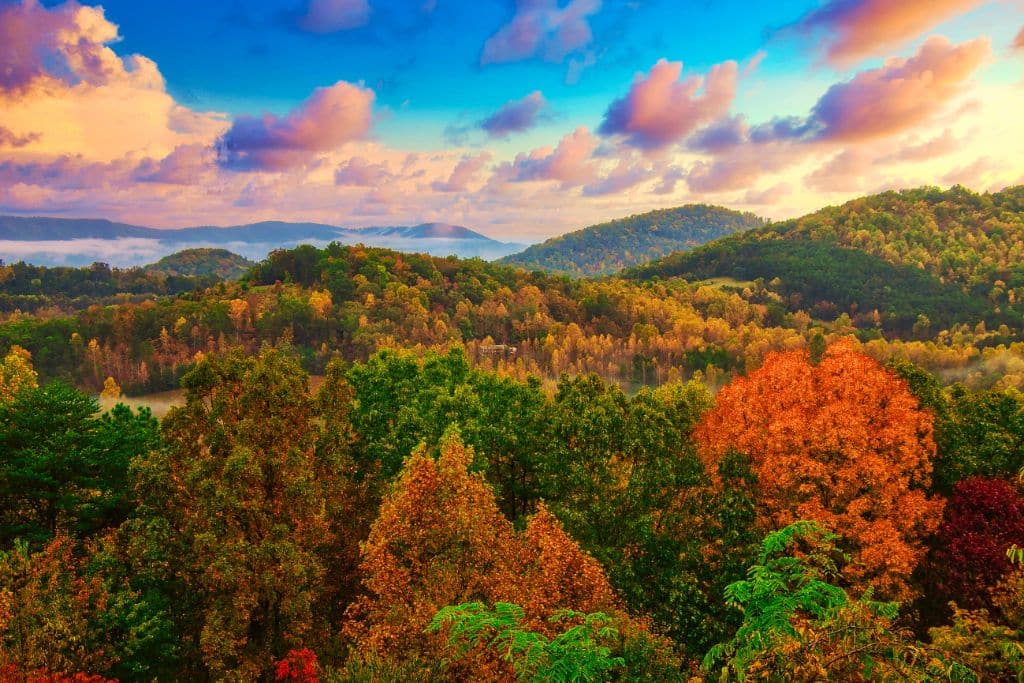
<box><xmin>136</xmin><ymin>348</ymin><xmax>337</xmax><ymax>680</ymax></box>
<box><xmin>926</xmin><ymin>477</ymin><xmax>1024</xmax><ymax>613</ymax></box>
<box><xmin>695</xmin><ymin>339</ymin><xmax>944</xmax><ymax>601</ymax></box>
<box><xmin>0</xmin><ymin>346</ymin><xmax>37</xmax><ymax>403</ymax></box>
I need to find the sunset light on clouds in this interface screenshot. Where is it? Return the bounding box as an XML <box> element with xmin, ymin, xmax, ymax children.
<box><xmin>0</xmin><ymin>0</ymin><xmax>1021</xmax><ymax>240</ymax></box>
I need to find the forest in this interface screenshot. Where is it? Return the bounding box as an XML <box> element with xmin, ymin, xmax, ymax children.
<box><xmin>1</xmin><ymin>185</ymin><xmax>1024</xmax><ymax>680</ymax></box>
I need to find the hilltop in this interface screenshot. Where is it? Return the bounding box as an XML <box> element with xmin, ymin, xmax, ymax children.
<box><xmin>500</xmin><ymin>205</ymin><xmax>763</xmax><ymax>277</ymax></box>
<box><xmin>630</xmin><ymin>185</ymin><xmax>1024</xmax><ymax>333</ymax></box>
<box><xmin>143</xmin><ymin>248</ymin><xmax>254</xmax><ymax>280</ymax></box>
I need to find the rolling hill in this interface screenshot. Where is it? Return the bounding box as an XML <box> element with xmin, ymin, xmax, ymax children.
<box><xmin>630</xmin><ymin>185</ymin><xmax>1024</xmax><ymax>333</ymax></box>
<box><xmin>500</xmin><ymin>205</ymin><xmax>764</xmax><ymax>277</ymax></box>
<box><xmin>143</xmin><ymin>248</ymin><xmax>254</xmax><ymax>279</ymax></box>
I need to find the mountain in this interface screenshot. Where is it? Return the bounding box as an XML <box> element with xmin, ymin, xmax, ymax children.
<box><xmin>630</xmin><ymin>185</ymin><xmax>1024</xmax><ymax>334</ymax></box>
<box><xmin>0</xmin><ymin>216</ymin><xmax>524</xmax><ymax>267</ymax></box>
<box><xmin>500</xmin><ymin>205</ymin><xmax>764</xmax><ymax>277</ymax></box>
<box><xmin>143</xmin><ymin>248</ymin><xmax>254</xmax><ymax>280</ymax></box>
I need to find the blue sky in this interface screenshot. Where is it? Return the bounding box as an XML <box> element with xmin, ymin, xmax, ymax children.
<box><xmin>2</xmin><ymin>0</ymin><xmax>1022</xmax><ymax>238</ymax></box>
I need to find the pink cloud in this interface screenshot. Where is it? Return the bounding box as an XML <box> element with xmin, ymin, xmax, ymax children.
<box><xmin>886</xmin><ymin>129</ymin><xmax>957</xmax><ymax>162</ymax></box>
<box><xmin>743</xmin><ymin>182</ymin><xmax>791</xmax><ymax>205</ymax></box>
<box><xmin>582</xmin><ymin>158</ymin><xmax>654</xmax><ymax>196</ymax></box>
<box><xmin>808</xmin><ymin>36</ymin><xmax>989</xmax><ymax>142</ymax></box>
<box><xmin>504</xmin><ymin>126</ymin><xmax>598</xmax><ymax>187</ymax></box>
<box><xmin>216</xmin><ymin>81</ymin><xmax>375</xmax><ymax>171</ymax></box>
<box><xmin>298</xmin><ymin>0</ymin><xmax>371</xmax><ymax>32</ymax></box>
<box><xmin>480</xmin><ymin>0</ymin><xmax>600</xmax><ymax>65</ymax></box>
<box><xmin>785</xmin><ymin>0</ymin><xmax>986</xmax><ymax>65</ymax></box>
<box><xmin>432</xmin><ymin>152</ymin><xmax>492</xmax><ymax>192</ymax></box>
<box><xmin>334</xmin><ymin>156</ymin><xmax>392</xmax><ymax>186</ymax></box>
<box><xmin>805</xmin><ymin>149</ymin><xmax>873</xmax><ymax>192</ymax></box>
<box><xmin>598</xmin><ymin>58</ymin><xmax>737</xmax><ymax>150</ymax></box>
<box><xmin>0</xmin><ymin>126</ymin><xmax>40</xmax><ymax>148</ymax></box>
<box><xmin>135</xmin><ymin>144</ymin><xmax>214</xmax><ymax>185</ymax></box>
<box><xmin>1014</xmin><ymin>27</ymin><xmax>1024</xmax><ymax>50</ymax></box>
<box><xmin>0</xmin><ymin>0</ymin><xmax>161</xmax><ymax>93</ymax></box>
<box><xmin>480</xmin><ymin>91</ymin><xmax>548</xmax><ymax>138</ymax></box>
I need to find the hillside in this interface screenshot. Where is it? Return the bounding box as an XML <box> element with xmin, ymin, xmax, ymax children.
<box><xmin>143</xmin><ymin>248</ymin><xmax>254</xmax><ymax>279</ymax></box>
<box><xmin>631</xmin><ymin>186</ymin><xmax>1024</xmax><ymax>333</ymax></box>
<box><xmin>500</xmin><ymin>205</ymin><xmax>763</xmax><ymax>277</ymax></box>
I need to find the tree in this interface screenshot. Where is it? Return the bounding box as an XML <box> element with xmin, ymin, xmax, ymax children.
<box><xmin>0</xmin><ymin>383</ymin><xmax>158</xmax><ymax>547</ymax></box>
<box><xmin>702</xmin><ymin>521</ymin><xmax>970</xmax><ymax>682</ymax></box>
<box><xmin>429</xmin><ymin>602</ymin><xmax>624</xmax><ymax>683</ymax></box>
<box><xmin>695</xmin><ymin>339</ymin><xmax>944</xmax><ymax>601</ymax></box>
<box><xmin>926</xmin><ymin>478</ymin><xmax>1024</xmax><ymax>612</ymax></box>
<box><xmin>140</xmin><ymin>348</ymin><xmax>336</xmax><ymax>680</ymax></box>
<box><xmin>0</xmin><ymin>346</ymin><xmax>37</xmax><ymax>403</ymax></box>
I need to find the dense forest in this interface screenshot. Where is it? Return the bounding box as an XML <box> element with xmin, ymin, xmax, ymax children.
<box><xmin>2</xmin><ymin>184</ymin><xmax>1024</xmax><ymax>680</ymax></box>
<box><xmin>501</xmin><ymin>205</ymin><xmax>763</xmax><ymax>277</ymax></box>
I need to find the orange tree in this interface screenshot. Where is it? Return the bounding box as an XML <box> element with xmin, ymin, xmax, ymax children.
<box><xmin>695</xmin><ymin>338</ymin><xmax>944</xmax><ymax>601</ymax></box>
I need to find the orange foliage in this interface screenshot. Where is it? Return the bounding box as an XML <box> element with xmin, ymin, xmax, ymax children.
<box><xmin>694</xmin><ymin>338</ymin><xmax>944</xmax><ymax>601</ymax></box>
<box><xmin>344</xmin><ymin>433</ymin><xmax>667</xmax><ymax>675</ymax></box>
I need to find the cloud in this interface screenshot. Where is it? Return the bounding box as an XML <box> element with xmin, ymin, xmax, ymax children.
<box><xmin>431</xmin><ymin>152</ymin><xmax>492</xmax><ymax>192</ymax></box>
<box><xmin>886</xmin><ymin>129</ymin><xmax>957</xmax><ymax>162</ymax></box>
<box><xmin>783</xmin><ymin>0</ymin><xmax>986</xmax><ymax>65</ymax></box>
<box><xmin>0</xmin><ymin>126</ymin><xmax>40</xmax><ymax>148</ymax></box>
<box><xmin>334</xmin><ymin>156</ymin><xmax>392</xmax><ymax>186</ymax></box>
<box><xmin>752</xmin><ymin>36</ymin><xmax>989</xmax><ymax>145</ymax></box>
<box><xmin>598</xmin><ymin>58</ymin><xmax>737</xmax><ymax>150</ymax></box>
<box><xmin>480</xmin><ymin>0</ymin><xmax>600</xmax><ymax>65</ymax></box>
<box><xmin>582</xmin><ymin>158</ymin><xmax>654</xmax><ymax>196</ymax></box>
<box><xmin>743</xmin><ymin>182</ymin><xmax>791</xmax><ymax>205</ymax></box>
<box><xmin>503</xmin><ymin>126</ymin><xmax>598</xmax><ymax>186</ymax></box>
<box><xmin>804</xmin><ymin>149</ymin><xmax>872</xmax><ymax>192</ymax></box>
<box><xmin>135</xmin><ymin>144</ymin><xmax>215</xmax><ymax>185</ymax></box>
<box><xmin>689</xmin><ymin>115</ymin><xmax>748</xmax><ymax>153</ymax></box>
<box><xmin>480</xmin><ymin>91</ymin><xmax>547</xmax><ymax>138</ymax></box>
<box><xmin>298</xmin><ymin>0</ymin><xmax>371</xmax><ymax>32</ymax></box>
<box><xmin>216</xmin><ymin>81</ymin><xmax>375</xmax><ymax>171</ymax></box>
<box><xmin>1015</xmin><ymin>27</ymin><xmax>1024</xmax><ymax>50</ymax></box>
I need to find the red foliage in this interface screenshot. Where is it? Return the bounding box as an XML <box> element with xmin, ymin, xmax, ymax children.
<box><xmin>930</xmin><ymin>477</ymin><xmax>1024</xmax><ymax>610</ymax></box>
<box><xmin>273</xmin><ymin>648</ymin><xmax>319</xmax><ymax>683</ymax></box>
<box><xmin>0</xmin><ymin>667</ymin><xmax>116</xmax><ymax>683</ymax></box>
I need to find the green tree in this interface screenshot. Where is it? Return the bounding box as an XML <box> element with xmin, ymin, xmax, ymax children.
<box><xmin>429</xmin><ymin>602</ymin><xmax>625</xmax><ymax>683</ymax></box>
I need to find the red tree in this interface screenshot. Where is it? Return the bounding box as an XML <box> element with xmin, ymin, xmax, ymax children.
<box><xmin>929</xmin><ymin>477</ymin><xmax>1024</xmax><ymax>610</ymax></box>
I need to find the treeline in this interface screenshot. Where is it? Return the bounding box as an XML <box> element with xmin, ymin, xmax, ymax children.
<box><xmin>5</xmin><ymin>241</ymin><xmax>1024</xmax><ymax>398</ymax></box>
<box><xmin>0</xmin><ymin>259</ymin><xmax>221</xmax><ymax>313</ymax></box>
<box><xmin>1</xmin><ymin>339</ymin><xmax>1024</xmax><ymax>680</ymax></box>
<box><xmin>501</xmin><ymin>205</ymin><xmax>763</xmax><ymax>277</ymax></box>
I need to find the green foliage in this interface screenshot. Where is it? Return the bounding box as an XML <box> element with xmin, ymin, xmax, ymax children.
<box><xmin>143</xmin><ymin>248</ymin><xmax>254</xmax><ymax>279</ymax></box>
<box><xmin>429</xmin><ymin>602</ymin><xmax>625</xmax><ymax>682</ymax></box>
<box><xmin>702</xmin><ymin>521</ymin><xmax>972</xmax><ymax>682</ymax></box>
<box><xmin>0</xmin><ymin>382</ymin><xmax>158</xmax><ymax>547</ymax></box>
<box><xmin>502</xmin><ymin>205</ymin><xmax>763</xmax><ymax>277</ymax></box>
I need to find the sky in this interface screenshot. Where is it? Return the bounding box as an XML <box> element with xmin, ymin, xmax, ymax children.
<box><xmin>0</xmin><ymin>0</ymin><xmax>1022</xmax><ymax>241</ymax></box>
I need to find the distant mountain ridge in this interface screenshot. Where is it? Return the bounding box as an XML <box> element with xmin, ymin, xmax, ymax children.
<box><xmin>0</xmin><ymin>215</ymin><xmax>523</xmax><ymax>266</ymax></box>
<box><xmin>0</xmin><ymin>216</ymin><xmax>497</xmax><ymax>243</ymax></box>
<box><xmin>500</xmin><ymin>205</ymin><xmax>764</xmax><ymax>277</ymax></box>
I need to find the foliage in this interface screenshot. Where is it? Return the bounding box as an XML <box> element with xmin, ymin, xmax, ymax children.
<box><xmin>0</xmin><ymin>345</ymin><xmax>37</xmax><ymax>402</ymax></box>
<box><xmin>702</xmin><ymin>521</ymin><xmax>971</xmax><ymax>682</ymax></box>
<box><xmin>695</xmin><ymin>339</ymin><xmax>944</xmax><ymax>600</ymax></box>
<box><xmin>143</xmin><ymin>248</ymin><xmax>254</xmax><ymax>280</ymax></box>
<box><xmin>502</xmin><ymin>205</ymin><xmax>762</xmax><ymax>277</ymax></box>
<box><xmin>429</xmin><ymin>602</ymin><xmax>625</xmax><ymax>682</ymax></box>
<box><xmin>927</xmin><ymin>478</ymin><xmax>1024</xmax><ymax>612</ymax></box>
<box><xmin>0</xmin><ymin>383</ymin><xmax>159</xmax><ymax>547</ymax></box>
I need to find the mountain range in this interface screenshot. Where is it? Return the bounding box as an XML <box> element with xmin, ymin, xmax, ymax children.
<box><xmin>0</xmin><ymin>216</ymin><xmax>525</xmax><ymax>267</ymax></box>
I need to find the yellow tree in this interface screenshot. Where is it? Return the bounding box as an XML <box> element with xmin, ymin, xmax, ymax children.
<box><xmin>0</xmin><ymin>346</ymin><xmax>38</xmax><ymax>403</ymax></box>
